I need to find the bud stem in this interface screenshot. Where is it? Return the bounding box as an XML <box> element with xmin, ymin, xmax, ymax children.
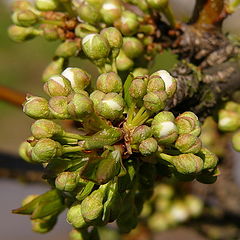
<box><xmin>63</xmin><ymin>146</ymin><xmax>84</xmax><ymax>154</ymax></box>
<box><xmin>157</xmin><ymin>152</ymin><xmax>174</xmax><ymax>163</ymax></box>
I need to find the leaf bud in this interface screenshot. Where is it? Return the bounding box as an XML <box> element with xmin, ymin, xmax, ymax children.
<box><xmin>55</xmin><ymin>171</ymin><xmax>79</xmax><ymax>192</ymax></box>
<box><xmin>149</xmin><ymin>70</ymin><xmax>176</xmax><ymax>97</ymax></box>
<box><xmin>31</xmin><ymin>138</ymin><xmax>63</xmax><ymax>163</ymax></box>
<box><xmin>75</xmin><ymin>23</ymin><xmax>98</xmax><ymax>38</ymax></box>
<box><xmin>131</xmin><ymin>125</ymin><xmax>152</xmax><ymax>144</ymax></box>
<box><xmin>232</xmin><ymin>130</ymin><xmax>240</xmax><ymax>152</ymax></box>
<box><xmin>43</xmin><ymin>75</ymin><xmax>72</xmax><ymax>97</ymax></box>
<box><xmin>67</xmin><ymin>93</ymin><xmax>93</xmax><ymax>119</ymax></box>
<box><xmin>96</xmin><ymin>72</ymin><xmax>123</xmax><ymax>93</ymax></box>
<box><xmin>175</xmin><ymin>134</ymin><xmax>202</xmax><ymax>154</ymax></box>
<box><xmin>122</xmin><ymin>37</ymin><xmax>144</xmax><ymax>59</ymax></box>
<box><xmin>31</xmin><ymin>215</ymin><xmax>57</xmax><ymax>233</ymax></box>
<box><xmin>139</xmin><ymin>137</ymin><xmax>158</xmax><ymax>155</ymax></box>
<box><xmin>19</xmin><ymin>139</ymin><xmax>33</xmax><ymax>163</ymax></box>
<box><xmin>94</xmin><ymin>92</ymin><xmax>124</xmax><ymax>120</ymax></box>
<box><xmin>114</xmin><ymin>11</ymin><xmax>139</xmax><ymax>36</ymax></box>
<box><xmin>23</xmin><ymin>95</ymin><xmax>50</xmax><ymax>119</ymax></box>
<box><xmin>49</xmin><ymin>96</ymin><xmax>71</xmax><ymax>119</ymax></box>
<box><xmin>143</xmin><ymin>90</ymin><xmax>168</xmax><ymax>113</ymax></box>
<box><xmin>61</xmin><ymin>67</ymin><xmax>91</xmax><ymax>93</ymax></box>
<box><xmin>116</xmin><ymin>49</ymin><xmax>134</xmax><ymax>71</ymax></box>
<box><xmin>82</xmin><ymin>33</ymin><xmax>110</xmax><ymax>60</ymax></box>
<box><xmin>147</xmin><ymin>74</ymin><xmax>165</xmax><ymax>92</ymax></box>
<box><xmin>12</xmin><ymin>10</ymin><xmax>38</xmax><ymax>27</ymax></box>
<box><xmin>129</xmin><ymin>78</ymin><xmax>147</xmax><ymax>99</ymax></box>
<box><xmin>197</xmin><ymin>147</ymin><xmax>218</xmax><ymax>170</ymax></box>
<box><xmin>152</xmin><ymin>111</ymin><xmax>178</xmax><ymax>144</ymax></box>
<box><xmin>218</xmin><ymin>109</ymin><xmax>240</xmax><ymax>132</ymax></box>
<box><xmin>132</xmin><ymin>68</ymin><xmax>149</xmax><ymax>77</ymax></box>
<box><xmin>35</xmin><ymin>0</ymin><xmax>59</xmax><ymax>11</ymax></box>
<box><xmin>100</xmin><ymin>0</ymin><xmax>122</xmax><ymax>25</ymax></box>
<box><xmin>146</xmin><ymin>0</ymin><xmax>168</xmax><ymax>9</ymax></box>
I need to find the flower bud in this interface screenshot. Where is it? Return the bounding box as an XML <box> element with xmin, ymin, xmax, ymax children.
<box><xmin>143</xmin><ymin>90</ymin><xmax>168</xmax><ymax>113</ymax></box>
<box><xmin>31</xmin><ymin>119</ymin><xmax>63</xmax><ymax>139</ymax></box>
<box><xmin>67</xmin><ymin>93</ymin><xmax>93</xmax><ymax>119</ymax></box>
<box><xmin>62</xmin><ymin>67</ymin><xmax>91</xmax><ymax>93</ymax></box>
<box><xmin>139</xmin><ymin>137</ymin><xmax>158</xmax><ymax>155</ymax></box>
<box><xmin>152</xmin><ymin>111</ymin><xmax>178</xmax><ymax>144</ymax></box>
<box><xmin>23</xmin><ymin>95</ymin><xmax>50</xmax><ymax>119</ymax></box>
<box><xmin>218</xmin><ymin>109</ymin><xmax>240</xmax><ymax>132</ymax></box>
<box><xmin>122</xmin><ymin>37</ymin><xmax>144</xmax><ymax>59</ymax></box>
<box><xmin>147</xmin><ymin>75</ymin><xmax>165</xmax><ymax>92</ymax></box>
<box><xmin>131</xmin><ymin>125</ymin><xmax>152</xmax><ymax>144</ymax></box>
<box><xmin>114</xmin><ymin>11</ymin><xmax>139</xmax><ymax>36</ymax></box>
<box><xmin>12</xmin><ymin>10</ymin><xmax>38</xmax><ymax>27</ymax></box>
<box><xmin>55</xmin><ymin>171</ymin><xmax>79</xmax><ymax>192</ymax></box>
<box><xmin>96</xmin><ymin>72</ymin><xmax>123</xmax><ymax>93</ymax></box>
<box><xmin>129</xmin><ymin>78</ymin><xmax>147</xmax><ymax>99</ymax></box>
<box><xmin>11</xmin><ymin>0</ymin><xmax>33</xmax><ymax>12</ymax></box>
<box><xmin>175</xmin><ymin>134</ymin><xmax>202</xmax><ymax>154</ymax></box>
<box><xmin>90</xmin><ymin>90</ymin><xmax>106</xmax><ymax>106</ymax></box>
<box><xmin>149</xmin><ymin>70</ymin><xmax>176</xmax><ymax>97</ymax></box>
<box><xmin>175</xmin><ymin>111</ymin><xmax>201</xmax><ymax>136</ymax></box>
<box><xmin>197</xmin><ymin>147</ymin><xmax>218</xmax><ymax>169</ymax></box>
<box><xmin>146</xmin><ymin>0</ymin><xmax>168</xmax><ymax>9</ymax></box>
<box><xmin>172</xmin><ymin>153</ymin><xmax>204</xmax><ymax>175</ymax></box>
<box><xmin>185</xmin><ymin>195</ymin><xmax>203</xmax><ymax>217</ymax></box>
<box><xmin>132</xmin><ymin>68</ymin><xmax>149</xmax><ymax>77</ymax></box>
<box><xmin>41</xmin><ymin>24</ymin><xmax>59</xmax><ymax>41</ymax></box>
<box><xmin>116</xmin><ymin>49</ymin><xmax>134</xmax><ymax>71</ymax></box>
<box><xmin>19</xmin><ymin>140</ymin><xmax>33</xmax><ymax>163</ymax></box>
<box><xmin>95</xmin><ymin>92</ymin><xmax>124</xmax><ymax>120</ymax></box>
<box><xmin>224</xmin><ymin>101</ymin><xmax>240</xmax><ymax>113</ymax></box>
<box><xmin>43</xmin><ymin>75</ymin><xmax>72</xmax><ymax>97</ymax></box>
<box><xmin>69</xmin><ymin>229</ymin><xmax>89</xmax><ymax>240</ymax></box>
<box><xmin>67</xmin><ymin>201</ymin><xmax>88</xmax><ymax>229</ymax></box>
<box><xmin>35</xmin><ymin>0</ymin><xmax>59</xmax><ymax>11</ymax></box>
<box><xmin>82</xmin><ymin>33</ymin><xmax>110</xmax><ymax>60</ymax></box>
<box><xmin>31</xmin><ymin>138</ymin><xmax>63</xmax><ymax>163</ymax></box>
<box><xmin>75</xmin><ymin>23</ymin><xmax>98</xmax><ymax>38</ymax></box>
<box><xmin>232</xmin><ymin>130</ymin><xmax>240</xmax><ymax>152</ymax></box>
<box><xmin>31</xmin><ymin>215</ymin><xmax>57</xmax><ymax>233</ymax></box>
<box><xmin>49</xmin><ymin>96</ymin><xmax>70</xmax><ymax>119</ymax></box>
<box><xmin>55</xmin><ymin>40</ymin><xmax>80</xmax><ymax>58</ymax></box>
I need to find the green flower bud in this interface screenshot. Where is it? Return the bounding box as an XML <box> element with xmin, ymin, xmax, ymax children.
<box><xmin>132</xmin><ymin>68</ymin><xmax>149</xmax><ymax>77</ymax></box>
<box><xmin>67</xmin><ymin>201</ymin><xmax>88</xmax><ymax>229</ymax></box>
<box><xmin>35</xmin><ymin>0</ymin><xmax>59</xmax><ymax>11</ymax></box>
<box><xmin>116</xmin><ymin>49</ymin><xmax>134</xmax><ymax>71</ymax></box>
<box><xmin>232</xmin><ymin>130</ymin><xmax>240</xmax><ymax>151</ymax></box>
<box><xmin>96</xmin><ymin>72</ymin><xmax>123</xmax><ymax>93</ymax></box>
<box><xmin>90</xmin><ymin>90</ymin><xmax>106</xmax><ymax>106</ymax></box>
<box><xmin>149</xmin><ymin>70</ymin><xmax>177</xmax><ymax>97</ymax></box>
<box><xmin>129</xmin><ymin>78</ymin><xmax>147</xmax><ymax>99</ymax></box>
<box><xmin>55</xmin><ymin>171</ymin><xmax>79</xmax><ymax>191</ymax></box>
<box><xmin>122</xmin><ymin>37</ymin><xmax>144</xmax><ymax>59</ymax></box>
<box><xmin>172</xmin><ymin>153</ymin><xmax>203</xmax><ymax>175</ymax></box>
<box><xmin>67</xmin><ymin>93</ymin><xmax>93</xmax><ymax>119</ymax></box>
<box><xmin>146</xmin><ymin>0</ymin><xmax>168</xmax><ymax>9</ymax></box>
<box><xmin>185</xmin><ymin>195</ymin><xmax>203</xmax><ymax>217</ymax></box>
<box><xmin>152</xmin><ymin>111</ymin><xmax>178</xmax><ymax>144</ymax></box>
<box><xmin>131</xmin><ymin>125</ymin><xmax>152</xmax><ymax>144</ymax></box>
<box><xmin>75</xmin><ymin>23</ymin><xmax>98</xmax><ymax>38</ymax></box>
<box><xmin>31</xmin><ymin>138</ymin><xmax>63</xmax><ymax>163</ymax></box>
<box><xmin>197</xmin><ymin>147</ymin><xmax>218</xmax><ymax>170</ymax></box>
<box><xmin>12</xmin><ymin>10</ymin><xmax>38</xmax><ymax>27</ymax></box>
<box><xmin>43</xmin><ymin>75</ymin><xmax>72</xmax><ymax>97</ymax></box>
<box><xmin>31</xmin><ymin>119</ymin><xmax>63</xmax><ymax>139</ymax></box>
<box><xmin>19</xmin><ymin>139</ymin><xmax>33</xmax><ymax>163</ymax></box>
<box><xmin>49</xmin><ymin>96</ymin><xmax>71</xmax><ymax>119</ymax></box>
<box><xmin>62</xmin><ymin>67</ymin><xmax>91</xmax><ymax>93</ymax></box>
<box><xmin>114</xmin><ymin>11</ymin><xmax>139</xmax><ymax>36</ymax></box>
<box><xmin>11</xmin><ymin>0</ymin><xmax>33</xmax><ymax>12</ymax></box>
<box><xmin>175</xmin><ymin>111</ymin><xmax>201</xmax><ymax>136</ymax></box>
<box><xmin>168</xmin><ymin>200</ymin><xmax>189</xmax><ymax>223</ymax></box>
<box><xmin>69</xmin><ymin>229</ymin><xmax>89</xmax><ymax>240</ymax></box>
<box><xmin>175</xmin><ymin>134</ymin><xmax>202</xmax><ymax>154</ymax></box>
<box><xmin>42</xmin><ymin>58</ymin><xmax>65</xmax><ymax>83</ymax></box>
<box><xmin>143</xmin><ymin>90</ymin><xmax>168</xmax><ymax>113</ymax></box>
<box><xmin>23</xmin><ymin>95</ymin><xmax>50</xmax><ymax>119</ymax></box>
<box><xmin>218</xmin><ymin>109</ymin><xmax>240</xmax><ymax>132</ymax></box>
<box><xmin>55</xmin><ymin>40</ymin><xmax>80</xmax><ymax>58</ymax></box>
<box><xmin>224</xmin><ymin>101</ymin><xmax>240</xmax><ymax>113</ymax></box>
<box><xmin>148</xmin><ymin>213</ymin><xmax>171</xmax><ymax>232</ymax></box>
<box><xmin>100</xmin><ymin>0</ymin><xmax>122</xmax><ymax>25</ymax></box>
<box><xmin>41</xmin><ymin>24</ymin><xmax>59</xmax><ymax>41</ymax></box>
<box><xmin>31</xmin><ymin>215</ymin><xmax>57</xmax><ymax>233</ymax></box>
<box><xmin>82</xmin><ymin>33</ymin><xmax>110</xmax><ymax>60</ymax></box>
<box><xmin>147</xmin><ymin>74</ymin><xmax>165</xmax><ymax>92</ymax></box>
<box><xmin>95</xmin><ymin>92</ymin><xmax>124</xmax><ymax>120</ymax></box>
<box><xmin>8</xmin><ymin>25</ymin><xmax>41</xmax><ymax>42</ymax></box>
<box><xmin>139</xmin><ymin>137</ymin><xmax>158</xmax><ymax>155</ymax></box>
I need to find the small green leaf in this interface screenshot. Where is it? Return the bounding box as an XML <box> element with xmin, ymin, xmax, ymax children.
<box><xmin>76</xmin><ymin>181</ymin><xmax>95</xmax><ymax>201</ymax></box>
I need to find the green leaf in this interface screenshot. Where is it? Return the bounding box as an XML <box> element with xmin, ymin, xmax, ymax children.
<box><xmin>76</xmin><ymin>181</ymin><xmax>95</xmax><ymax>201</ymax></box>
<box><xmin>123</xmin><ymin>73</ymin><xmax>134</xmax><ymax>108</ymax></box>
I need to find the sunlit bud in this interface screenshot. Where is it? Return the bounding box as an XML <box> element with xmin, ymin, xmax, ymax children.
<box><xmin>185</xmin><ymin>195</ymin><xmax>203</xmax><ymax>217</ymax></box>
<box><xmin>96</xmin><ymin>72</ymin><xmax>123</xmax><ymax>93</ymax></box>
<box><xmin>114</xmin><ymin>11</ymin><xmax>139</xmax><ymax>36</ymax></box>
<box><xmin>75</xmin><ymin>23</ymin><xmax>98</xmax><ymax>38</ymax></box>
<box><xmin>132</xmin><ymin>68</ymin><xmax>149</xmax><ymax>77</ymax></box>
<box><xmin>224</xmin><ymin>101</ymin><xmax>240</xmax><ymax>113</ymax></box>
<box><xmin>139</xmin><ymin>137</ymin><xmax>158</xmax><ymax>155</ymax></box>
<box><xmin>175</xmin><ymin>111</ymin><xmax>201</xmax><ymax>136</ymax></box>
<box><xmin>122</xmin><ymin>37</ymin><xmax>144</xmax><ymax>59</ymax></box>
<box><xmin>95</xmin><ymin>93</ymin><xmax>124</xmax><ymax>120</ymax></box>
<box><xmin>129</xmin><ymin>79</ymin><xmax>147</xmax><ymax>99</ymax></box>
<box><xmin>116</xmin><ymin>49</ymin><xmax>134</xmax><ymax>71</ymax></box>
<box><xmin>82</xmin><ymin>33</ymin><xmax>110</xmax><ymax>60</ymax></box>
<box><xmin>19</xmin><ymin>140</ymin><xmax>33</xmax><ymax>163</ymax></box>
<box><xmin>232</xmin><ymin>130</ymin><xmax>240</xmax><ymax>152</ymax></box>
<box><xmin>12</xmin><ymin>10</ymin><xmax>38</xmax><ymax>27</ymax></box>
<box><xmin>143</xmin><ymin>90</ymin><xmax>168</xmax><ymax>113</ymax></box>
<box><xmin>131</xmin><ymin>125</ymin><xmax>152</xmax><ymax>144</ymax></box>
<box><xmin>31</xmin><ymin>215</ymin><xmax>57</xmax><ymax>233</ymax></box>
<box><xmin>154</xmin><ymin>183</ymin><xmax>174</xmax><ymax>199</ymax></box>
<box><xmin>31</xmin><ymin>138</ymin><xmax>63</xmax><ymax>163</ymax></box>
<box><xmin>55</xmin><ymin>171</ymin><xmax>79</xmax><ymax>192</ymax></box>
<box><xmin>55</xmin><ymin>40</ymin><xmax>80</xmax><ymax>58</ymax></box>
<box><xmin>41</xmin><ymin>24</ymin><xmax>59</xmax><ymax>41</ymax></box>
<box><xmin>49</xmin><ymin>96</ymin><xmax>71</xmax><ymax>119</ymax></box>
<box><xmin>197</xmin><ymin>147</ymin><xmax>218</xmax><ymax>170</ymax></box>
<box><xmin>44</xmin><ymin>75</ymin><xmax>72</xmax><ymax>97</ymax></box>
<box><xmin>148</xmin><ymin>213</ymin><xmax>171</xmax><ymax>232</ymax></box>
<box><xmin>90</xmin><ymin>90</ymin><xmax>106</xmax><ymax>106</ymax></box>
<box><xmin>218</xmin><ymin>109</ymin><xmax>240</xmax><ymax>132</ymax></box>
<box><xmin>149</xmin><ymin>70</ymin><xmax>176</xmax><ymax>97</ymax></box>
<box><xmin>147</xmin><ymin>75</ymin><xmax>165</xmax><ymax>92</ymax></box>
<box><xmin>168</xmin><ymin>200</ymin><xmax>189</xmax><ymax>223</ymax></box>
<box><xmin>35</xmin><ymin>0</ymin><xmax>59</xmax><ymax>11</ymax></box>
<box><xmin>175</xmin><ymin>134</ymin><xmax>202</xmax><ymax>154</ymax></box>
<box><xmin>146</xmin><ymin>0</ymin><xmax>168</xmax><ymax>9</ymax></box>
<box><xmin>67</xmin><ymin>93</ymin><xmax>93</xmax><ymax>119</ymax></box>
<box><xmin>23</xmin><ymin>95</ymin><xmax>50</xmax><ymax>119</ymax></box>
<box><xmin>62</xmin><ymin>67</ymin><xmax>91</xmax><ymax>93</ymax></box>
<box><xmin>67</xmin><ymin>202</ymin><xmax>88</xmax><ymax>229</ymax></box>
